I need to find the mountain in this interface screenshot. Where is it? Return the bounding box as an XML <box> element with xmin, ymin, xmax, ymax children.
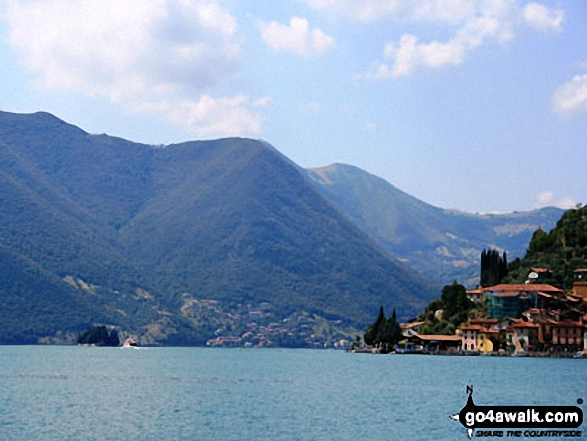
<box><xmin>305</xmin><ymin>164</ymin><xmax>564</xmax><ymax>286</ymax></box>
<box><xmin>0</xmin><ymin>111</ymin><xmax>436</xmax><ymax>345</ymax></box>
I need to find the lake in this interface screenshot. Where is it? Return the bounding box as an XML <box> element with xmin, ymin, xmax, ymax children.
<box><xmin>0</xmin><ymin>346</ymin><xmax>585</xmax><ymax>440</ymax></box>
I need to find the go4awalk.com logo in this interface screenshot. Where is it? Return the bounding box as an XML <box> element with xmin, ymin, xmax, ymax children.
<box><xmin>450</xmin><ymin>386</ymin><xmax>583</xmax><ymax>439</ymax></box>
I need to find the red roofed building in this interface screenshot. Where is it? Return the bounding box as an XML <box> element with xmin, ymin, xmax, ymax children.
<box><xmin>528</xmin><ymin>267</ymin><xmax>553</xmax><ymax>281</ymax></box>
<box><xmin>469</xmin><ymin>318</ymin><xmax>498</xmax><ymax>328</ymax></box>
<box><xmin>460</xmin><ymin>325</ymin><xmax>483</xmax><ymax>352</ymax></box>
<box><xmin>396</xmin><ymin>329</ymin><xmax>461</xmax><ymax>353</ymax></box>
<box><xmin>485</xmin><ymin>284</ymin><xmax>563</xmax><ymax>293</ymax></box>
<box><xmin>399</xmin><ymin>321</ymin><xmax>427</xmax><ymax>336</ymax></box>
<box><xmin>551</xmin><ymin>321</ymin><xmax>584</xmax><ymax>351</ymax></box>
<box><xmin>466</xmin><ymin>289</ymin><xmax>485</xmax><ymax>303</ymax></box>
<box><xmin>485</xmin><ymin>284</ymin><xmax>563</xmax><ymax>319</ymax></box>
<box><xmin>512</xmin><ymin>322</ymin><xmax>539</xmax><ymax>352</ymax></box>
<box><xmin>405</xmin><ymin>333</ymin><xmax>462</xmax><ymax>353</ymax></box>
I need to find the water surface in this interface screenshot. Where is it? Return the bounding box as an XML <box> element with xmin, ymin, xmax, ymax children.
<box><xmin>0</xmin><ymin>347</ymin><xmax>585</xmax><ymax>440</ymax></box>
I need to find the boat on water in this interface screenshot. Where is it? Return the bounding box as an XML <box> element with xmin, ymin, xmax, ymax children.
<box><xmin>121</xmin><ymin>337</ymin><xmax>139</xmax><ymax>349</ymax></box>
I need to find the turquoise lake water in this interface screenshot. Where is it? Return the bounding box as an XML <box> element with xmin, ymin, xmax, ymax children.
<box><xmin>0</xmin><ymin>346</ymin><xmax>585</xmax><ymax>440</ymax></box>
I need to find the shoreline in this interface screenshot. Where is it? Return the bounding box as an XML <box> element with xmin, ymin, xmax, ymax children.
<box><xmin>350</xmin><ymin>348</ymin><xmax>587</xmax><ymax>358</ymax></box>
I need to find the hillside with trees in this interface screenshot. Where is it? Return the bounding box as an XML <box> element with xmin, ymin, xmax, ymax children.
<box><xmin>505</xmin><ymin>205</ymin><xmax>587</xmax><ymax>289</ymax></box>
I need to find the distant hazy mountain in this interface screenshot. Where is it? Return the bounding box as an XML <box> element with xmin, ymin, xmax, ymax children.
<box><xmin>305</xmin><ymin>164</ymin><xmax>564</xmax><ymax>286</ymax></box>
<box><xmin>0</xmin><ymin>111</ymin><xmax>436</xmax><ymax>344</ymax></box>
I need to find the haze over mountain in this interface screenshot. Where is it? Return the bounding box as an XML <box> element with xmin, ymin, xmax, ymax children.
<box><xmin>306</xmin><ymin>164</ymin><xmax>564</xmax><ymax>286</ymax></box>
<box><xmin>0</xmin><ymin>111</ymin><xmax>436</xmax><ymax>344</ymax></box>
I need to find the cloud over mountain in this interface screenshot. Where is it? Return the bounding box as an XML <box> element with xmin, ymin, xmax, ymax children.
<box><xmin>131</xmin><ymin>95</ymin><xmax>267</xmax><ymax>138</ymax></box>
<box><xmin>534</xmin><ymin>191</ymin><xmax>576</xmax><ymax>210</ymax></box>
<box><xmin>3</xmin><ymin>0</ymin><xmax>265</xmax><ymax>136</ymax></box>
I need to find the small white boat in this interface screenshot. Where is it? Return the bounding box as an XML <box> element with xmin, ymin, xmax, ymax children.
<box><xmin>121</xmin><ymin>337</ymin><xmax>139</xmax><ymax>349</ymax></box>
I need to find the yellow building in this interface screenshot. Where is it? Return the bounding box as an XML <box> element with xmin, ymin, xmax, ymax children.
<box><xmin>477</xmin><ymin>329</ymin><xmax>499</xmax><ymax>352</ymax></box>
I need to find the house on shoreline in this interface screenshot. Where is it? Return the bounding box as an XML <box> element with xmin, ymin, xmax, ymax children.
<box><xmin>460</xmin><ymin>325</ymin><xmax>500</xmax><ymax>352</ymax></box>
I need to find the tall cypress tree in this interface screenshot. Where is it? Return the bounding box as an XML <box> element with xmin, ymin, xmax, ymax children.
<box><xmin>364</xmin><ymin>306</ymin><xmax>385</xmax><ymax>346</ymax></box>
<box><xmin>480</xmin><ymin>248</ymin><xmax>508</xmax><ymax>287</ymax></box>
<box><xmin>373</xmin><ymin>308</ymin><xmax>403</xmax><ymax>353</ymax></box>
<box><xmin>389</xmin><ymin>308</ymin><xmax>403</xmax><ymax>345</ymax></box>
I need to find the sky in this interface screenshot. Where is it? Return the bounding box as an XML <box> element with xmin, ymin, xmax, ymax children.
<box><xmin>0</xmin><ymin>0</ymin><xmax>585</xmax><ymax>214</ymax></box>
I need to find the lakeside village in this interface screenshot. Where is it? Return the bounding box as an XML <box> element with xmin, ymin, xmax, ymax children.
<box><xmin>355</xmin><ymin>268</ymin><xmax>587</xmax><ymax>357</ymax></box>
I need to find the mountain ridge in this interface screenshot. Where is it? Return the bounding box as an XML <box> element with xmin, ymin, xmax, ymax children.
<box><xmin>0</xmin><ymin>110</ymin><xmax>565</xmax><ymax>345</ymax></box>
<box><xmin>0</xmin><ymin>111</ymin><xmax>436</xmax><ymax>345</ymax></box>
<box><xmin>305</xmin><ymin>163</ymin><xmax>564</xmax><ymax>286</ymax></box>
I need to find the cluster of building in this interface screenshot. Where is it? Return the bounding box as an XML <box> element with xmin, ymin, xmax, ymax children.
<box><xmin>206</xmin><ymin>315</ymin><xmax>325</xmax><ymax>349</ymax></box>
<box><xmin>396</xmin><ymin>269</ymin><xmax>587</xmax><ymax>356</ymax></box>
<box><xmin>179</xmin><ymin>297</ymin><xmax>345</xmax><ymax>348</ymax></box>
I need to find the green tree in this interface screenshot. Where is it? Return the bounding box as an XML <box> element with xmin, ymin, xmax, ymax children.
<box><xmin>480</xmin><ymin>249</ymin><xmax>508</xmax><ymax>287</ymax></box>
<box><xmin>376</xmin><ymin>308</ymin><xmax>403</xmax><ymax>351</ymax></box>
<box><xmin>388</xmin><ymin>309</ymin><xmax>403</xmax><ymax>346</ymax></box>
<box><xmin>361</xmin><ymin>307</ymin><xmax>404</xmax><ymax>353</ymax></box>
<box><xmin>441</xmin><ymin>281</ymin><xmax>469</xmax><ymax>320</ymax></box>
<box><xmin>364</xmin><ymin>306</ymin><xmax>385</xmax><ymax>346</ymax></box>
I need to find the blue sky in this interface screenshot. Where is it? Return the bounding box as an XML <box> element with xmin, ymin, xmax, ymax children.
<box><xmin>0</xmin><ymin>0</ymin><xmax>585</xmax><ymax>213</ymax></box>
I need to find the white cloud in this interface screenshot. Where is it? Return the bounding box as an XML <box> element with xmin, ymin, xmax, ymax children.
<box><xmin>364</xmin><ymin>123</ymin><xmax>376</xmax><ymax>131</ymax></box>
<box><xmin>553</xmin><ymin>74</ymin><xmax>587</xmax><ymax>114</ymax></box>
<box><xmin>259</xmin><ymin>17</ymin><xmax>334</xmax><ymax>57</ymax></box>
<box><xmin>534</xmin><ymin>191</ymin><xmax>575</xmax><ymax>209</ymax></box>
<box><xmin>305</xmin><ymin>0</ymin><xmax>475</xmax><ymax>23</ymax></box>
<box><xmin>308</xmin><ymin>0</ymin><xmax>564</xmax><ymax>80</ymax></box>
<box><xmin>305</xmin><ymin>0</ymin><xmax>411</xmax><ymax>22</ymax></box>
<box><xmin>307</xmin><ymin>1</ymin><xmax>565</xmax><ymax>35</ymax></box>
<box><xmin>252</xmin><ymin>96</ymin><xmax>272</xmax><ymax>107</ymax></box>
<box><xmin>2</xmin><ymin>0</ymin><xmax>268</xmax><ymax>137</ymax></box>
<box><xmin>523</xmin><ymin>2</ymin><xmax>564</xmax><ymax>34</ymax></box>
<box><xmin>4</xmin><ymin>0</ymin><xmax>241</xmax><ymax>101</ymax></box>
<box><xmin>361</xmin><ymin>15</ymin><xmax>512</xmax><ymax>79</ymax></box>
<box><xmin>133</xmin><ymin>95</ymin><xmax>264</xmax><ymax>138</ymax></box>
<box><xmin>373</xmin><ymin>34</ymin><xmax>464</xmax><ymax>79</ymax></box>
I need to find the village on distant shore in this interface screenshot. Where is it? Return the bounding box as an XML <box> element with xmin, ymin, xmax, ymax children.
<box><xmin>355</xmin><ymin>268</ymin><xmax>587</xmax><ymax>357</ymax></box>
